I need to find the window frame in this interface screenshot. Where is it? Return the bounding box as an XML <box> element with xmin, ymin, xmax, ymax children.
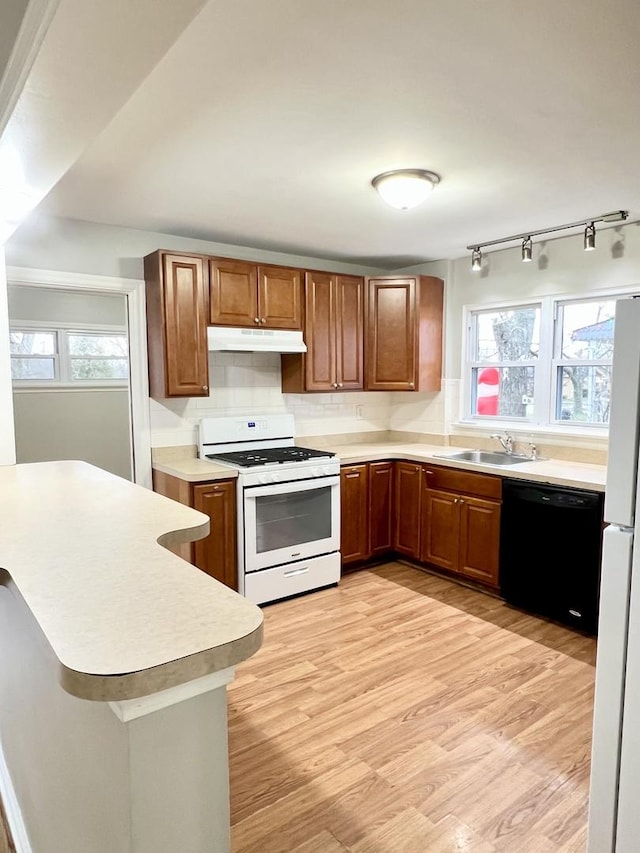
<box><xmin>461</xmin><ymin>285</ymin><xmax>638</xmax><ymax>433</ymax></box>
<box><xmin>10</xmin><ymin>320</ymin><xmax>129</xmax><ymax>388</ymax></box>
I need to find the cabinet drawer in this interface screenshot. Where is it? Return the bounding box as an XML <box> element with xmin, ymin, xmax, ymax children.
<box><xmin>422</xmin><ymin>464</ymin><xmax>502</xmax><ymax>500</ymax></box>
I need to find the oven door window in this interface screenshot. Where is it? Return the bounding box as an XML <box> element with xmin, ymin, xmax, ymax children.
<box><xmin>243</xmin><ymin>476</ymin><xmax>340</xmax><ymax>573</ymax></box>
<box><xmin>255</xmin><ymin>486</ymin><xmax>332</xmax><ymax>553</ymax></box>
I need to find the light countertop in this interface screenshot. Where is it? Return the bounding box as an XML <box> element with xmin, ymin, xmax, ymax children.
<box><xmin>153</xmin><ymin>441</ymin><xmax>607</xmax><ymax>492</ymax></box>
<box><xmin>0</xmin><ymin>461</ymin><xmax>263</xmax><ymax>701</ymax></box>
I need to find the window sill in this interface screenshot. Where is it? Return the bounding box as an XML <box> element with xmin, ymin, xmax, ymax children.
<box><xmin>453</xmin><ymin>419</ymin><xmax>608</xmax><ymax>443</ymax></box>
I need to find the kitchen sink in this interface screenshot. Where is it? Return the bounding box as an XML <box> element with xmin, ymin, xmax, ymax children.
<box><xmin>433</xmin><ymin>450</ymin><xmax>532</xmax><ymax>466</ymax></box>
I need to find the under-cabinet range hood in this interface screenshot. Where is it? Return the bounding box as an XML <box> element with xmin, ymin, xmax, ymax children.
<box><xmin>207</xmin><ymin>326</ymin><xmax>307</xmax><ymax>353</ymax></box>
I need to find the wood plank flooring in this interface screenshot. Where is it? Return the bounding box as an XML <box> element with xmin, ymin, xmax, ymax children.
<box><xmin>0</xmin><ymin>797</ymin><xmax>14</xmax><ymax>853</ymax></box>
<box><xmin>229</xmin><ymin>562</ymin><xmax>597</xmax><ymax>853</ymax></box>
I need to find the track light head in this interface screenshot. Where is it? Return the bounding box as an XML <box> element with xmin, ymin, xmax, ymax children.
<box><xmin>584</xmin><ymin>222</ymin><xmax>596</xmax><ymax>251</ymax></box>
<box><xmin>521</xmin><ymin>237</ymin><xmax>533</xmax><ymax>263</ymax></box>
<box><xmin>471</xmin><ymin>247</ymin><xmax>482</xmax><ymax>271</ymax></box>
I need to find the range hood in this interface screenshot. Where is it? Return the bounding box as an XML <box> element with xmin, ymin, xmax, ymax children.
<box><xmin>207</xmin><ymin>326</ymin><xmax>307</xmax><ymax>353</ymax></box>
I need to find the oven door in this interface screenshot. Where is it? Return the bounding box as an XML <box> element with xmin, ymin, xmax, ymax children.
<box><xmin>243</xmin><ymin>475</ymin><xmax>340</xmax><ymax>573</ymax></box>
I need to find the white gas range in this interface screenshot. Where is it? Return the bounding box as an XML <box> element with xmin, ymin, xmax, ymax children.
<box><xmin>198</xmin><ymin>414</ymin><xmax>341</xmax><ymax>605</ymax></box>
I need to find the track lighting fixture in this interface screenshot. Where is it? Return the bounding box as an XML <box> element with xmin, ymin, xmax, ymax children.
<box><xmin>468</xmin><ymin>210</ymin><xmax>628</xmax><ymax>270</ymax></box>
<box><xmin>584</xmin><ymin>222</ymin><xmax>596</xmax><ymax>251</ymax></box>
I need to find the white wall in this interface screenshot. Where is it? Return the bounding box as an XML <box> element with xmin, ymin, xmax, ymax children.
<box><xmin>0</xmin><ymin>251</ymin><xmax>16</xmax><ymax>465</ymax></box>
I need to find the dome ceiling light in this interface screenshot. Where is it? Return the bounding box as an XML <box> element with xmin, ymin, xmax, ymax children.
<box><xmin>371</xmin><ymin>169</ymin><xmax>440</xmax><ymax>210</ymax></box>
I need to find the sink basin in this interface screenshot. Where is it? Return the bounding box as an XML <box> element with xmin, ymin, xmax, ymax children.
<box><xmin>433</xmin><ymin>450</ymin><xmax>532</xmax><ymax>467</ymax></box>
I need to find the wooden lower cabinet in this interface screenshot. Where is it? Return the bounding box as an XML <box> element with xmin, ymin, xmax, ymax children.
<box><xmin>421</xmin><ymin>466</ymin><xmax>501</xmax><ymax>588</ymax></box>
<box><xmin>393</xmin><ymin>462</ymin><xmax>422</xmax><ymax>559</ymax></box>
<box><xmin>192</xmin><ymin>480</ymin><xmax>238</xmax><ymax>590</ymax></box>
<box><xmin>340</xmin><ymin>461</ymin><xmax>394</xmax><ymax>568</ymax></box>
<box><xmin>369</xmin><ymin>461</ymin><xmax>394</xmax><ymax>557</ymax></box>
<box><xmin>152</xmin><ymin>471</ymin><xmax>238</xmax><ymax>590</ymax></box>
<box><xmin>340</xmin><ymin>464</ymin><xmax>370</xmax><ymax>565</ymax></box>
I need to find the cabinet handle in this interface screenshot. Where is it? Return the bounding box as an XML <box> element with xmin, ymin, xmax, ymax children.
<box><xmin>337</xmin><ymin>382</ymin><xmax>343</xmax><ymax>388</ymax></box>
<box><xmin>260</xmin><ymin>318</ymin><xmax>267</xmax><ymax>324</ymax></box>
<box><xmin>202</xmin><ymin>385</ymin><xmax>208</xmax><ymax>391</ymax></box>
<box><xmin>345</xmin><ymin>472</ymin><xmax>360</xmax><ymax>478</ymax></box>
<box><xmin>454</xmin><ymin>498</ymin><xmax>458</xmax><ymax>504</ymax></box>
<box><xmin>459</xmin><ymin>498</ymin><xmax>465</xmax><ymax>504</ymax></box>
<box><xmin>254</xmin><ymin>317</ymin><xmax>260</xmax><ymax>324</ymax></box>
<box><xmin>409</xmin><ymin>382</ymin><xmax>415</xmax><ymax>388</ymax></box>
<box><xmin>333</xmin><ymin>382</ymin><xmax>338</xmax><ymax>388</ymax></box>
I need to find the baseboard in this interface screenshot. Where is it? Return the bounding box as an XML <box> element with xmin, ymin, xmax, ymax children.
<box><xmin>0</xmin><ymin>743</ymin><xmax>31</xmax><ymax>853</ymax></box>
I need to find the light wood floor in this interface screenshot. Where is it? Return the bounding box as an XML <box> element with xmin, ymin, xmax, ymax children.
<box><xmin>0</xmin><ymin>798</ymin><xmax>14</xmax><ymax>853</ymax></box>
<box><xmin>228</xmin><ymin>562</ymin><xmax>597</xmax><ymax>853</ymax></box>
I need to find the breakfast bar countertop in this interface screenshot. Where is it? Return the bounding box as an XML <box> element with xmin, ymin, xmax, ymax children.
<box><xmin>0</xmin><ymin>460</ymin><xmax>263</xmax><ymax>701</ymax></box>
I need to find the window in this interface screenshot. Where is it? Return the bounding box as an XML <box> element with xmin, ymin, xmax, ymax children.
<box><xmin>464</xmin><ymin>292</ymin><xmax>627</xmax><ymax>430</ymax></box>
<box><xmin>10</xmin><ymin>326</ymin><xmax>128</xmax><ymax>386</ymax></box>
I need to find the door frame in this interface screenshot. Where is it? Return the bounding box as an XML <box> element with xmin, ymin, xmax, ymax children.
<box><xmin>6</xmin><ymin>266</ymin><xmax>151</xmax><ymax>488</ymax></box>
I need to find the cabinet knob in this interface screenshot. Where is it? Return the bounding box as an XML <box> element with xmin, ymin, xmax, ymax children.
<box><xmin>408</xmin><ymin>382</ymin><xmax>415</xmax><ymax>389</ymax></box>
<box><xmin>333</xmin><ymin>382</ymin><xmax>338</xmax><ymax>388</ymax></box>
<box><xmin>202</xmin><ymin>385</ymin><xmax>208</xmax><ymax>391</ymax></box>
<box><xmin>260</xmin><ymin>318</ymin><xmax>266</xmax><ymax>324</ymax></box>
<box><xmin>337</xmin><ymin>382</ymin><xmax>343</xmax><ymax>388</ymax></box>
<box><xmin>254</xmin><ymin>317</ymin><xmax>260</xmax><ymax>324</ymax></box>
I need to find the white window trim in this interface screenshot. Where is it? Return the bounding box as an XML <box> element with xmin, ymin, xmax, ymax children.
<box><xmin>7</xmin><ymin>267</ymin><xmax>151</xmax><ymax>489</ymax></box>
<box><xmin>10</xmin><ymin>321</ymin><xmax>129</xmax><ymax>388</ymax></box>
<box><xmin>459</xmin><ymin>282</ymin><xmax>640</xmax><ymax>437</ymax></box>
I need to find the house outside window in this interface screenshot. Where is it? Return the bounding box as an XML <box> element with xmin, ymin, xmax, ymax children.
<box><xmin>10</xmin><ymin>326</ymin><xmax>128</xmax><ymax>386</ymax></box>
<box><xmin>464</xmin><ymin>291</ymin><xmax>630</xmax><ymax>430</ymax></box>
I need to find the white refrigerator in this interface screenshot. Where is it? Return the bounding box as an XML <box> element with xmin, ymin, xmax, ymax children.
<box><xmin>588</xmin><ymin>295</ymin><xmax>640</xmax><ymax>852</ymax></box>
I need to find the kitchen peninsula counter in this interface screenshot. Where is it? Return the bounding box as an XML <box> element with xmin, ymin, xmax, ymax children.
<box><xmin>0</xmin><ymin>460</ymin><xmax>263</xmax><ymax>853</ymax></box>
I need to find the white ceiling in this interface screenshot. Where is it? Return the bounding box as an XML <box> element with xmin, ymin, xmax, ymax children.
<box><xmin>25</xmin><ymin>0</ymin><xmax>640</xmax><ymax>267</ymax></box>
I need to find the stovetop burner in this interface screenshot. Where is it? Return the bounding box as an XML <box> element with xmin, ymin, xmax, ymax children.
<box><xmin>205</xmin><ymin>446</ymin><xmax>333</xmax><ymax>468</ymax></box>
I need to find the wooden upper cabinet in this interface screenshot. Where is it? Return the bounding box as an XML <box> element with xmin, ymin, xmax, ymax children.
<box><xmin>209</xmin><ymin>258</ymin><xmax>258</xmax><ymax>326</ymax></box>
<box><xmin>144</xmin><ymin>252</ymin><xmax>210</xmax><ymax>399</ymax></box>
<box><xmin>209</xmin><ymin>257</ymin><xmax>302</xmax><ymax>330</ymax></box>
<box><xmin>365</xmin><ymin>275</ymin><xmax>443</xmax><ymax>392</ymax></box>
<box><xmin>259</xmin><ymin>265</ymin><xmax>302</xmax><ymax>329</ymax></box>
<box><xmin>281</xmin><ymin>271</ymin><xmax>364</xmax><ymax>392</ymax></box>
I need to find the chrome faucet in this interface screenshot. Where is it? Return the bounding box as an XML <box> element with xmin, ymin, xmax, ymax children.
<box><xmin>490</xmin><ymin>431</ymin><xmax>514</xmax><ymax>454</ymax></box>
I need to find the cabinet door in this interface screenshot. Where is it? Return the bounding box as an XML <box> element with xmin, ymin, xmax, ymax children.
<box><xmin>258</xmin><ymin>265</ymin><xmax>302</xmax><ymax>329</ymax></box>
<box><xmin>304</xmin><ymin>271</ymin><xmax>335</xmax><ymax>391</ymax></box>
<box><xmin>335</xmin><ymin>275</ymin><xmax>364</xmax><ymax>390</ymax></box>
<box><xmin>158</xmin><ymin>254</ymin><xmax>209</xmax><ymax>398</ymax></box>
<box><xmin>421</xmin><ymin>487</ymin><xmax>460</xmax><ymax>572</ymax></box>
<box><xmin>209</xmin><ymin>258</ymin><xmax>258</xmax><ymax>327</ymax></box>
<box><xmin>393</xmin><ymin>462</ymin><xmax>422</xmax><ymax>558</ymax></box>
<box><xmin>458</xmin><ymin>496</ymin><xmax>501</xmax><ymax>587</ymax></box>
<box><xmin>369</xmin><ymin>461</ymin><xmax>393</xmax><ymax>556</ymax></box>
<box><xmin>340</xmin><ymin>464</ymin><xmax>370</xmax><ymax>565</ymax></box>
<box><xmin>365</xmin><ymin>278</ymin><xmax>416</xmax><ymax>391</ymax></box>
<box><xmin>192</xmin><ymin>480</ymin><xmax>238</xmax><ymax>590</ymax></box>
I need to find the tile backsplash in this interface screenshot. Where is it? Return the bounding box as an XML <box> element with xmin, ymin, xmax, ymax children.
<box><xmin>150</xmin><ymin>351</ymin><xmax>396</xmax><ymax>447</ymax></box>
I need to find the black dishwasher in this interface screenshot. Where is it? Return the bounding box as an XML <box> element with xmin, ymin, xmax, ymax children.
<box><xmin>499</xmin><ymin>479</ymin><xmax>604</xmax><ymax>634</ymax></box>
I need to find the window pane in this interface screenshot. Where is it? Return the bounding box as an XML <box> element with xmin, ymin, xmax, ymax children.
<box><xmin>557</xmin><ymin>365</ymin><xmax>612</xmax><ymax>424</ymax></box>
<box><xmin>472</xmin><ymin>366</ymin><xmax>535</xmax><ymax>418</ymax></box>
<box><xmin>10</xmin><ymin>331</ymin><xmax>56</xmax><ymax>355</ymax></box>
<box><xmin>68</xmin><ymin>334</ymin><xmax>128</xmax><ymax>357</ymax></box>
<box><xmin>70</xmin><ymin>358</ymin><xmax>128</xmax><ymax>380</ymax></box>
<box><xmin>11</xmin><ymin>357</ymin><xmax>56</xmax><ymax>380</ymax></box>
<box><xmin>475</xmin><ymin>308</ymin><xmax>540</xmax><ymax>361</ymax></box>
<box><xmin>561</xmin><ymin>300</ymin><xmax>616</xmax><ymax>360</ymax></box>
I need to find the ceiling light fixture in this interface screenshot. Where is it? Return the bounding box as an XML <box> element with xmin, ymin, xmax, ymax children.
<box><xmin>371</xmin><ymin>169</ymin><xmax>440</xmax><ymax>210</ymax></box>
<box><xmin>467</xmin><ymin>210</ymin><xmax>628</xmax><ymax>271</ymax></box>
<box><xmin>471</xmin><ymin>247</ymin><xmax>482</xmax><ymax>271</ymax></box>
<box><xmin>584</xmin><ymin>222</ymin><xmax>596</xmax><ymax>251</ymax></box>
<box><xmin>521</xmin><ymin>236</ymin><xmax>533</xmax><ymax>263</ymax></box>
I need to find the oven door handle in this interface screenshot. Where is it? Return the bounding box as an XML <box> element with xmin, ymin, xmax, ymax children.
<box><xmin>243</xmin><ymin>475</ymin><xmax>340</xmax><ymax>498</ymax></box>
